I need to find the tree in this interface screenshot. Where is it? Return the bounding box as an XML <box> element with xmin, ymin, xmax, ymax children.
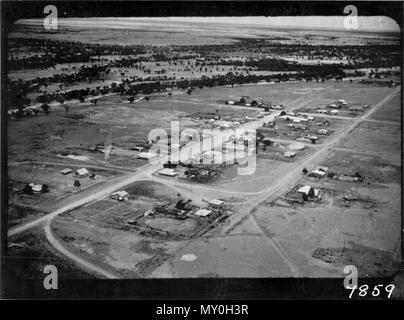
<box><xmin>41</xmin><ymin>184</ymin><xmax>49</xmax><ymax>193</ymax></box>
<box><xmin>23</xmin><ymin>184</ymin><xmax>33</xmax><ymax>195</ymax></box>
<box><xmin>41</xmin><ymin>103</ymin><xmax>50</xmax><ymax>114</ymax></box>
<box><xmin>308</xmin><ymin>187</ymin><xmax>315</xmax><ymax>198</ymax></box>
<box><xmin>302</xmin><ymin>168</ymin><xmax>308</xmax><ymax>175</ymax></box>
<box><xmin>74</xmin><ymin>180</ymin><xmax>81</xmax><ymax>188</ymax></box>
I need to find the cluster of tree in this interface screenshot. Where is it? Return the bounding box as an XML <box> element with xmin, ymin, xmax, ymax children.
<box><xmin>7</xmin><ymin>64</ymin><xmax>110</xmax><ymax>108</ymax></box>
<box><xmin>29</xmin><ymin>65</ymin><xmax>357</xmax><ymax>106</ymax></box>
<box><xmin>8</xmin><ymin>37</ymin><xmax>146</xmax><ymax>71</ymax></box>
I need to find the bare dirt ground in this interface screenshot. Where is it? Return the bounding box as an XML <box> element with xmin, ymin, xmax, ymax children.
<box><xmin>337</xmin><ymin>121</ymin><xmax>401</xmax><ymax>164</ymax></box>
<box><xmin>7</xmin><ymin>77</ymin><xmax>401</xmax><ymax>279</ymax></box>
<box><xmin>7</xmin><ymin>228</ymin><xmax>95</xmax><ymax>280</ymax></box>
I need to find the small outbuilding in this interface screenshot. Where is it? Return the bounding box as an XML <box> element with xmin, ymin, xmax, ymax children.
<box><xmin>195</xmin><ymin>209</ymin><xmax>212</xmax><ymax>217</ymax></box>
<box><xmin>111</xmin><ymin>190</ymin><xmax>129</xmax><ymax>201</ymax></box>
<box><xmin>208</xmin><ymin>199</ymin><xmax>224</xmax><ymax>207</ymax></box>
<box><xmin>284</xmin><ymin>151</ymin><xmax>297</xmax><ymax>158</ymax></box>
<box><xmin>76</xmin><ymin>168</ymin><xmax>89</xmax><ymax>177</ymax></box>
<box><xmin>158</xmin><ymin>168</ymin><xmax>178</xmax><ymax>177</ymax></box>
<box><xmin>29</xmin><ymin>183</ymin><xmax>43</xmax><ymax>193</ymax></box>
<box><xmin>137</xmin><ymin>152</ymin><xmax>155</xmax><ymax>160</ymax></box>
<box><xmin>297</xmin><ymin>185</ymin><xmax>319</xmax><ymax>197</ymax></box>
<box><xmin>60</xmin><ymin>168</ymin><xmax>73</xmax><ymax>175</ymax></box>
<box><xmin>309</xmin><ymin>169</ymin><xmax>327</xmax><ymax>178</ymax></box>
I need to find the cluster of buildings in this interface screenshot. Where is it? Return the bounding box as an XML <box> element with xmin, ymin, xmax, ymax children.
<box><xmin>225</xmin><ymin>96</ymin><xmax>284</xmax><ymax>111</ymax></box>
<box><xmin>60</xmin><ymin>167</ymin><xmax>95</xmax><ymax>178</ymax></box>
<box><xmin>316</xmin><ymin>99</ymin><xmax>369</xmax><ymax>115</ymax></box>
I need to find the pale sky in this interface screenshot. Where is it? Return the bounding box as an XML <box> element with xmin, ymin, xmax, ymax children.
<box><xmin>128</xmin><ymin>16</ymin><xmax>401</xmax><ymax>32</ymax></box>
<box><xmin>16</xmin><ymin>16</ymin><xmax>400</xmax><ymax>33</ymax></box>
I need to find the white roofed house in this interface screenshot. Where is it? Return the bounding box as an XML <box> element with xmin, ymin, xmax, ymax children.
<box><xmin>158</xmin><ymin>168</ymin><xmax>178</xmax><ymax>177</ymax></box>
<box><xmin>329</xmin><ymin>109</ymin><xmax>339</xmax><ymax>115</ymax></box>
<box><xmin>29</xmin><ymin>183</ymin><xmax>43</xmax><ymax>193</ymax></box>
<box><xmin>207</xmin><ymin>199</ymin><xmax>224</xmax><ymax>208</ymax></box>
<box><xmin>349</xmin><ymin>105</ymin><xmax>365</xmax><ymax>112</ymax></box>
<box><xmin>284</xmin><ymin>151</ymin><xmax>296</xmax><ymax>158</ymax></box>
<box><xmin>111</xmin><ymin>190</ymin><xmax>129</xmax><ymax>201</ymax></box>
<box><xmin>60</xmin><ymin>168</ymin><xmax>73</xmax><ymax>175</ymax></box>
<box><xmin>75</xmin><ymin>168</ymin><xmax>89</xmax><ymax>177</ymax></box>
<box><xmin>297</xmin><ymin>185</ymin><xmax>321</xmax><ymax>200</ymax></box>
<box><xmin>195</xmin><ymin>209</ymin><xmax>212</xmax><ymax>217</ymax></box>
<box><xmin>337</xmin><ymin>99</ymin><xmax>348</xmax><ymax>107</ymax></box>
<box><xmin>317</xmin><ymin>129</ymin><xmax>329</xmax><ymax>135</ymax></box>
<box><xmin>309</xmin><ymin>168</ymin><xmax>328</xmax><ymax>178</ymax></box>
<box><xmin>137</xmin><ymin>152</ymin><xmax>155</xmax><ymax>160</ymax></box>
<box><xmin>328</xmin><ymin>103</ymin><xmax>339</xmax><ymax>109</ymax></box>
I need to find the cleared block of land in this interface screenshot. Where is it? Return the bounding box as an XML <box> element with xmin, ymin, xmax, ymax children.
<box><xmin>337</xmin><ymin>121</ymin><xmax>401</xmax><ymax>164</ymax></box>
<box><xmin>369</xmin><ymin>92</ymin><xmax>401</xmax><ymax>122</ymax></box>
<box><xmin>255</xmin><ymin>148</ymin><xmax>401</xmax><ymax>277</ymax></box>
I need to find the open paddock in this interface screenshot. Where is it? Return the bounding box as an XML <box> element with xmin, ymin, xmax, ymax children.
<box><xmin>369</xmin><ymin>90</ymin><xmax>401</xmax><ymax>123</ymax></box>
<box><xmin>337</xmin><ymin>121</ymin><xmax>401</xmax><ymax>164</ymax></box>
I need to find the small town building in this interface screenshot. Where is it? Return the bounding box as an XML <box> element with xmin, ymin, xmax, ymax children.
<box><xmin>76</xmin><ymin>168</ymin><xmax>89</xmax><ymax>177</ymax></box>
<box><xmin>111</xmin><ymin>190</ymin><xmax>129</xmax><ymax>201</ymax></box>
<box><xmin>317</xmin><ymin>129</ymin><xmax>329</xmax><ymax>135</ymax></box>
<box><xmin>137</xmin><ymin>152</ymin><xmax>155</xmax><ymax>160</ymax></box>
<box><xmin>158</xmin><ymin>168</ymin><xmax>178</xmax><ymax>177</ymax></box>
<box><xmin>195</xmin><ymin>209</ymin><xmax>212</xmax><ymax>217</ymax></box>
<box><xmin>297</xmin><ymin>137</ymin><xmax>311</xmax><ymax>142</ymax></box>
<box><xmin>306</xmin><ymin>135</ymin><xmax>318</xmax><ymax>140</ymax></box>
<box><xmin>29</xmin><ymin>183</ymin><xmax>43</xmax><ymax>193</ymax></box>
<box><xmin>337</xmin><ymin>99</ymin><xmax>348</xmax><ymax>107</ymax></box>
<box><xmin>297</xmin><ymin>185</ymin><xmax>319</xmax><ymax>197</ymax></box>
<box><xmin>330</xmin><ymin>109</ymin><xmax>339</xmax><ymax>115</ymax></box>
<box><xmin>337</xmin><ymin>175</ymin><xmax>362</xmax><ymax>182</ymax></box>
<box><xmin>309</xmin><ymin>169</ymin><xmax>327</xmax><ymax>178</ymax></box>
<box><xmin>208</xmin><ymin>199</ymin><xmax>224</xmax><ymax>207</ymax></box>
<box><xmin>60</xmin><ymin>168</ymin><xmax>73</xmax><ymax>175</ymax></box>
<box><xmin>317</xmin><ymin>109</ymin><xmax>328</xmax><ymax>114</ymax></box>
<box><xmin>284</xmin><ymin>151</ymin><xmax>297</xmax><ymax>158</ymax></box>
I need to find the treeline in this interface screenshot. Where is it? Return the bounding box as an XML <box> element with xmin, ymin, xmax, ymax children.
<box><xmin>30</xmin><ymin>68</ymin><xmax>357</xmax><ymax>106</ymax></box>
<box><xmin>8</xmin><ymin>38</ymin><xmax>146</xmax><ymax>70</ymax></box>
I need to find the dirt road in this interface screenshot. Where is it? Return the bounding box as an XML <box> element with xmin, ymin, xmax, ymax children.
<box><xmin>8</xmin><ymin>85</ymin><xmax>400</xmax><ymax>279</ymax></box>
<box><xmin>44</xmin><ymin>221</ymin><xmax>118</xmax><ymax>279</ymax></box>
<box><xmin>8</xmin><ymin>110</ymin><xmax>281</xmax><ymax>237</ymax></box>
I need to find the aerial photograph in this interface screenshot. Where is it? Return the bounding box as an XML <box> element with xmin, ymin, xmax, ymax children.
<box><xmin>3</xmin><ymin>4</ymin><xmax>402</xmax><ymax>298</ymax></box>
